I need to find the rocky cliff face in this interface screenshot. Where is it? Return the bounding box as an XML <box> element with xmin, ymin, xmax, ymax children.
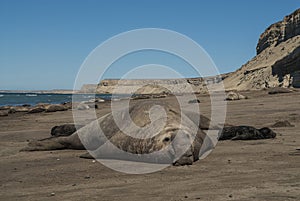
<box><xmin>223</xmin><ymin>35</ymin><xmax>300</xmax><ymax>90</ymax></box>
<box><xmin>256</xmin><ymin>8</ymin><xmax>300</xmax><ymax>54</ymax></box>
<box><xmin>81</xmin><ymin>8</ymin><xmax>300</xmax><ymax>94</ymax></box>
<box><xmin>223</xmin><ymin>8</ymin><xmax>300</xmax><ymax>90</ymax></box>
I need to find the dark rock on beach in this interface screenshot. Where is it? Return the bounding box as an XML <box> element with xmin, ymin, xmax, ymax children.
<box><xmin>271</xmin><ymin>120</ymin><xmax>295</xmax><ymax>128</ymax></box>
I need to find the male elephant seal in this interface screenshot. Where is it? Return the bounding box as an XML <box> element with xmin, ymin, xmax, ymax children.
<box><xmin>22</xmin><ymin>100</ymin><xmax>215</xmax><ymax>166</ymax></box>
<box><xmin>22</xmin><ymin>101</ymin><xmax>276</xmax><ymax>165</ymax></box>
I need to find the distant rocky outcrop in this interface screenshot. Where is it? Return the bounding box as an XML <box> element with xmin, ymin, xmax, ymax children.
<box><xmin>94</xmin><ymin>78</ymin><xmax>217</xmax><ymax>94</ymax></box>
<box><xmin>80</xmin><ymin>84</ymin><xmax>98</xmax><ymax>93</ymax></box>
<box><xmin>134</xmin><ymin>84</ymin><xmax>171</xmax><ymax>95</ymax></box>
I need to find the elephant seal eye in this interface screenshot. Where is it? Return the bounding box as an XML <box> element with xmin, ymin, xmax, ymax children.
<box><xmin>163</xmin><ymin>137</ymin><xmax>170</xmax><ymax>142</ymax></box>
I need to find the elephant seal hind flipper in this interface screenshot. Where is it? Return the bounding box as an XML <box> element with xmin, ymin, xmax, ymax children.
<box><xmin>20</xmin><ymin>139</ymin><xmax>66</xmax><ymax>151</ymax></box>
<box><xmin>21</xmin><ymin>132</ymin><xmax>84</xmax><ymax>151</ymax></box>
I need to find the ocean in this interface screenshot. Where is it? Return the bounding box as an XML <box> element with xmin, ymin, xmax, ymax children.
<box><xmin>0</xmin><ymin>93</ymin><xmax>127</xmax><ymax>106</ymax></box>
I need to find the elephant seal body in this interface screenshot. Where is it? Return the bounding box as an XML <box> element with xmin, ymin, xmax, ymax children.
<box><xmin>22</xmin><ymin>100</ymin><xmax>215</xmax><ymax>166</ymax></box>
<box><xmin>219</xmin><ymin>126</ymin><xmax>276</xmax><ymax>140</ymax></box>
<box><xmin>22</xmin><ymin>101</ymin><xmax>276</xmax><ymax>165</ymax></box>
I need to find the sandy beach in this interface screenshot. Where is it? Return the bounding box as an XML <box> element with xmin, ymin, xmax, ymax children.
<box><xmin>1</xmin><ymin>90</ymin><xmax>299</xmax><ymax>201</ymax></box>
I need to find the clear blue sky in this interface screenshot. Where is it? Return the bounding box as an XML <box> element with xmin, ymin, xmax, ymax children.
<box><xmin>0</xmin><ymin>0</ymin><xmax>299</xmax><ymax>90</ymax></box>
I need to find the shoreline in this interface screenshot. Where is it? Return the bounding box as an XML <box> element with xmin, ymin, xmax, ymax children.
<box><xmin>1</xmin><ymin>90</ymin><xmax>299</xmax><ymax>200</ymax></box>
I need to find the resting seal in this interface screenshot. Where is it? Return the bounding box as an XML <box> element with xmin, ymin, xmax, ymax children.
<box><xmin>51</xmin><ymin>124</ymin><xmax>84</xmax><ymax>137</ymax></box>
<box><xmin>22</xmin><ymin>100</ymin><xmax>215</xmax><ymax>166</ymax></box>
<box><xmin>219</xmin><ymin>126</ymin><xmax>276</xmax><ymax>140</ymax></box>
<box><xmin>21</xmin><ymin>101</ymin><xmax>276</xmax><ymax>165</ymax></box>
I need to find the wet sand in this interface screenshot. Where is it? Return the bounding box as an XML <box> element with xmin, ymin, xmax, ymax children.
<box><xmin>0</xmin><ymin>90</ymin><xmax>299</xmax><ymax>201</ymax></box>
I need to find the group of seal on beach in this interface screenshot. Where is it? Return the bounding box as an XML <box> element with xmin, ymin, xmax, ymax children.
<box><xmin>22</xmin><ymin>100</ymin><xmax>276</xmax><ymax>166</ymax></box>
